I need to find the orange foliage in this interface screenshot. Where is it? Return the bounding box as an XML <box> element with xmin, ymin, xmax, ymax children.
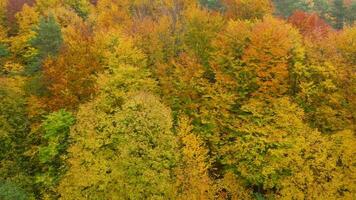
<box><xmin>242</xmin><ymin>16</ymin><xmax>301</xmax><ymax>98</ymax></box>
<box><xmin>42</xmin><ymin>21</ymin><xmax>101</xmax><ymax>111</ymax></box>
<box><xmin>288</xmin><ymin>10</ymin><xmax>332</xmax><ymax>39</ymax></box>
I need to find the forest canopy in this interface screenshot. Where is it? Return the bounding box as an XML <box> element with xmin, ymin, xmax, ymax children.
<box><xmin>0</xmin><ymin>0</ymin><xmax>355</xmax><ymax>199</ymax></box>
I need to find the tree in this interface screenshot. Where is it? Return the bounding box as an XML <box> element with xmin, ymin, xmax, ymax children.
<box><xmin>183</xmin><ymin>5</ymin><xmax>224</xmax><ymax>67</ymax></box>
<box><xmin>29</xmin><ymin>14</ymin><xmax>62</xmax><ymax>73</ymax></box>
<box><xmin>273</xmin><ymin>0</ymin><xmax>311</xmax><ymax>17</ymax></box>
<box><xmin>36</xmin><ymin>110</ymin><xmax>75</xmax><ymax>198</ymax></box>
<box><xmin>288</xmin><ymin>11</ymin><xmax>332</xmax><ymax>39</ymax></box>
<box><xmin>199</xmin><ymin>0</ymin><xmax>223</xmax><ymax>10</ymax></box>
<box><xmin>41</xmin><ymin>19</ymin><xmax>101</xmax><ymax>111</ymax></box>
<box><xmin>0</xmin><ymin>79</ymin><xmax>35</xmax><ymax>199</ymax></box>
<box><xmin>9</xmin><ymin>4</ymin><xmax>39</xmax><ymax>66</ymax></box>
<box><xmin>57</xmin><ymin>34</ymin><xmax>177</xmax><ymax>199</ymax></box>
<box><xmin>221</xmin><ymin>97</ymin><xmax>355</xmax><ymax>199</ymax></box>
<box><xmin>243</xmin><ymin>16</ymin><xmax>302</xmax><ymax>98</ymax></box>
<box><xmin>34</xmin><ymin>0</ymin><xmax>62</xmax><ymax>14</ymax></box>
<box><xmin>345</xmin><ymin>0</ymin><xmax>356</xmax><ymax>25</ymax></box>
<box><xmin>211</xmin><ymin>19</ymin><xmax>254</xmax><ymax>104</ymax></box>
<box><xmin>292</xmin><ymin>28</ymin><xmax>354</xmax><ymax>133</ymax></box>
<box><xmin>336</xmin><ymin>25</ymin><xmax>356</xmax><ymax>65</ymax></box>
<box><xmin>0</xmin><ymin>21</ymin><xmax>9</xmax><ymax>67</ymax></box>
<box><xmin>156</xmin><ymin>54</ymin><xmax>219</xmax><ymax>141</ymax></box>
<box><xmin>0</xmin><ymin>0</ymin><xmax>7</xmax><ymax>28</ymax></box>
<box><xmin>64</xmin><ymin>0</ymin><xmax>90</xmax><ymax>19</ymax></box>
<box><xmin>332</xmin><ymin>0</ymin><xmax>346</xmax><ymax>29</ymax></box>
<box><xmin>92</xmin><ymin>0</ymin><xmax>130</xmax><ymax>30</ymax></box>
<box><xmin>58</xmin><ymin>92</ymin><xmax>178</xmax><ymax>199</ymax></box>
<box><xmin>222</xmin><ymin>0</ymin><xmax>273</xmax><ymax>20</ymax></box>
<box><xmin>293</xmin><ymin>61</ymin><xmax>352</xmax><ymax>133</ymax></box>
<box><xmin>5</xmin><ymin>0</ymin><xmax>35</xmax><ymax>33</ymax></box>
<box><xmin>334</xmin><ymin>25</ymin><xmax>356</xmax><ymax>131</ymax></box>
<box><xmin>0</xmin><ymin>181</ymin><xmax>31</xmax><ymax>200</ymax></box>
<box><xmin>175</xmin><ymin>116</ymin><xmax>215</xmax><ymax>199</ymax></box>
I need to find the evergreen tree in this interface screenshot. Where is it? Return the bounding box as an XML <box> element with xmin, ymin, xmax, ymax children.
<box><xmin>332</xmin><ymin>0</ymin><xmax>346</xmax><ymax>29</ymax></box>
<box><xmin>273</xmin><ymin>0</ymin><xmax>311</xmax><ymax>17</ymax></box>
<box><xmin>29</xmin><ymin>14</ymin><xmax>62</xmax><ymax>73</ymax></box>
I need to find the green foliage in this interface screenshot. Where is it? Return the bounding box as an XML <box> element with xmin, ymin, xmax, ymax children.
<box><xmin>0</xmin><ymin>82</ymin><xmax>35</xmax><ymax>199</ymax></box>
<box><xmin>0</xmin><ymin>43</ymin><xmax>9</xmax><ymax>57</ymax></box>
<box><xmin>32</xmin><ymin>15</ymin><xmax>63</xmax><ymax>57</ymax></box>
<box><xmin>273</xmin><ymin>0</ymin><xmax>311</xmax><ymax>17</ymax></box>
<box><xmin>64</xmin><ymin>0</ymin><xmax>90</xmax><ymax>19</ymax></box>
<box><xmin>0</xmin><ymin>86</ymin><xmax>29</xmax><ymax>160</ymax></box>
<box><xmin>39</xmin><ymin>110</ymin><xmax>75</xmax><ymax>164</ymax></box>
<box><xmin>29</xmin><ymin>15</ymin><xmax>62</xmax><ymax>73</ymax></box>
<box><xmin>0</xmin><ymin>1</ymin><xmax>355</xmax><ymax>199</ymax></box>
<box><xmin>36</xmin><ymin>110</ymin><xmax>75</xmax><ymax>198</ymax></box>
<box><xmin>222</xmin><ymin>98</ymin><xmax>307</xmax><ymax>189</ymax></box>
<box><xmin>0</xmin><ymin>181</ymin><xmax>29</xmax><ymax>200</ymax></box>
<box><xmin>199</xmin><ymin>0</ymin><xmax>223</xmax><ymax>10</ymax></box>
<box><xmin>332</xmin><ymin>0</ymin><xmax>346</xmax><ymax>29</ymax></box>
<box><xmin>345</xmin><ymin>1</ymin><xmax>356</xmax><ymax>25</ymax></box>
<box><xmin>183</xmin><ymin>6</ymin><xmax>224</xmax><ymax>67</ymax></box>
<box><xmin>273</xmin><ymin>0</ymin><xmax>355</xmax><ymax>28</ymax></box>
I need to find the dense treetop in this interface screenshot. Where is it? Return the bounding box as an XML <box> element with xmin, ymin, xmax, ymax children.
<box><xmin>0</xmin><ymin>0</ymin><xmax>355</xmax><ymax>199</ymax></box>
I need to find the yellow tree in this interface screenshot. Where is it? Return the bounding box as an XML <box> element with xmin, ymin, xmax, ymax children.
<box><xmin>9</xmin><ymin>4</ymin><xmax>39</xmax><ymax>65</ymax></box>
<box><xmin>0</xmin><ymin>0</ymin><xmax>7</xmax><ymax>27</ymax></box>
<box><xmin>175</xmin><ymin>115</ymin><xmax>215</xmax><ymax>200</ymax></box>
<box><xmin>336</xmin><ymin>26</ymin><xmax>356</xmax><ymax>131</ymax></box>
<box><xmin>58</xmin><ymin>34</ymin><xmax>177</xmax><ymax>199</ymax></box>
<box><xmin>211</xmin><ymin>19</ymin><xmax>254</xmax><ymax>104</ymax></box>
<box><xmin>221</xmin><ymin>0</ymin><xmax>273</xmax><ymax>20</ymax></box>
<box><xmin>182</xmin><ymin>4</ymin><xmax>224</xmax><ymax>67</ymax></box>
<box><xmin>293</xmin><ymin>27</ymin><xmax>354</xmax><ymax>133</ymax></box>
<box><xmin>221</xmin><ymin>97</ymin><xmax>355</xmax><ymax>199</ymax></box>
<box><xmin>90</xmin><ymin>0</ymin><xmax>131</xmax><ymax>31</ymax></box>
<box><xmin>278</xmin><ymin>129</ymin><xmax>356</xmax><ymax>199</ymax></box>
<box><xmin>212</xmin><ymin>16</ymin><xmax>302</xmax><ymax>105</ymax></box>
<box><xmin>34</xmin><ymin>0</ymin><xmax>62</xmax><ymax>14</ymax></box>
<box><xmin>336</xmin><ymin>25</ymin><xmax>356</xmax><ymax>109</ymax></box>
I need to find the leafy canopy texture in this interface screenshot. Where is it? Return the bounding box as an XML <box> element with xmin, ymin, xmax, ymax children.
<box><xmin>58</xmin><ymin>34</ymin><xmax>178</xmax><ymax>199</ymax></box>
<box><xmin>0</xmin><ymin>0</ymin><xmax>355</xmax><ymax>199</ymax></box>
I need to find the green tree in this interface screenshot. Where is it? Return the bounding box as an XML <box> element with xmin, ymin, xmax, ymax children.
<box><xmin>332</xmin><ymin>0</ymin><xmax>346</xmax><ymax>29</ymax></box>
<box><xmin>0</xmin><ymin>83</ymin><xmax>35</xmax><ymax>199</ymax></box>
<box><xmin>273</xmin><ymin>0</ymin><xmax>311</xmax><ymax>17</ymax></box>
<box><xmin>29</xmin><ymin>14</ymin><xmax>62</xmax><ymax>73</ymax></box>
<box><xmin>199</xmin><ymin>0</ymin><xmax>223</xmax><ymax>10</ymax></box>
<box><xmin>36</xmin><ymin>109</ymin><xmax>75</xmax><ymax>195</ymax></box>
<box><xmin>0</xmin><ymin>181</ymin><xmax>30</xmax><ymax>200</ymax></box>
<box><xmin>345</xmin><ymin>1</ymin><xmax>356</xmax><ymax>25</ymax></box>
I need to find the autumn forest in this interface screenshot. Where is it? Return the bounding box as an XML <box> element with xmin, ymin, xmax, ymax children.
<box><xmin>0</xmin><ymin>0</ymin><xmax>355</xmax><ymax>199</ymax></box>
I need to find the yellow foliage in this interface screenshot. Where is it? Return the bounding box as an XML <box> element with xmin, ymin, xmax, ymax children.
<box><xmin>10</xmin><ymin>4</ymin><xmax>39</xmax><ymax>63</ymax></box>
<box><xmin>35</xmin><ymin>0</ymin><xmax>62</xmax><ymax>14</ymax></box>
<box><xmin>90</xmin><ymin>0</ymin><xmax>131</xmax><ymax>31</ymax></box>
<box><xmin>222</xmin><ymin>0</ymin><xmax>273</xmax><ymax>20</ymax></box>
<box><xmin>175</xmin><ymin>115</ymin><xmax>215</xmax><ymax>200</ymax></box>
